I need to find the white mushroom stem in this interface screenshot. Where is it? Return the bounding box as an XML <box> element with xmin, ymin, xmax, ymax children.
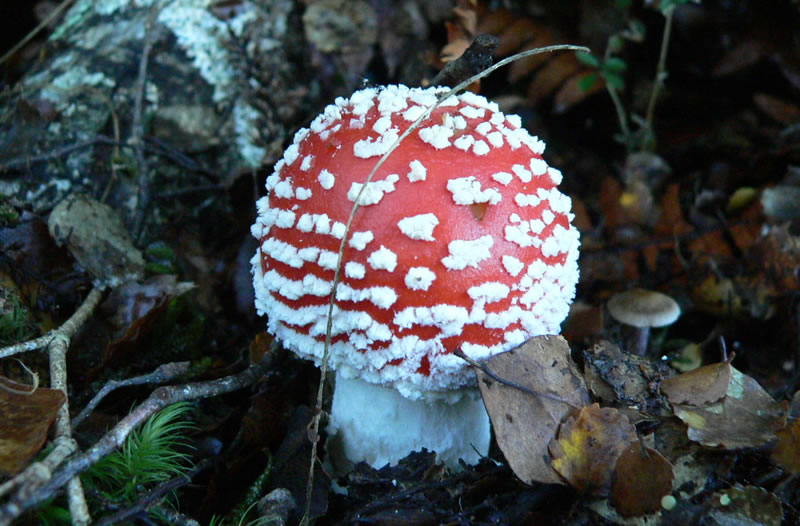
<box><xmin>326</xmin><ymin>371</ymin><xmax>491</xmax><ymax>471</ymax></box>
<box><xmin>631</xmin><ymin>326</ymin><xmax>651</xmax><ymax>356</ymax></box>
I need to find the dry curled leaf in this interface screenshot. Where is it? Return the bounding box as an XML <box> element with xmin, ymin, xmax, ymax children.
<box><xmin>770</xmin><ymin>418</ymin><xmax>800</xmax><ymax>474</ymax></box>
<box><xmin>548</xmin><ymin>403</ymin><xmax>637</xmax><ymax>496</ymax></box>
<box><xmin>476</xmin><ymin>335</ymin><xmax>590</xmax><ymax>486</ymax></box>
<box><xmin>671</xmin><ymin>367</ymin><xmax>788</xmax><ymax>449</ymax></box>
<box><xmin>47</xmin><ymin>193</ymin><xmax>144</xmax><ymax>287</ymax></box>
<box><xmin>661</xmin><ymin>361</ymin><xmax>732</xmax><ymax>406</ymax></box>
<box><xmin>0</xmin><ymin>376</ymin><xmax>65</xmax><ymax>476</ymax></box>
<box><xmin>610</xmin><ymin>443</ymin><xmax>674</xmax><ymax>517</ymax></box>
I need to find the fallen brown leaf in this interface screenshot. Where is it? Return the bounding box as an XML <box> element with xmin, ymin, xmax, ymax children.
<box><xmin>661</xmin><ymin>361</ymin><xmax>732</xmax><ymax>406</ymax></box>
<box><xmin>0</xmin><ymin>376</ymin><xmax>65</xmax><ymax>476</ymax></box>
<box><xmin>671</xmin><ymin>367</ymin><xmax>788</xmax><ymax>449</ymax></box>
<box><xmin>770</xmin><ymin>417</ymin><xmax>800</xmax><ymax>474</ymax></box>
<box><xmin>610</xmin><ymin>443</ymin><xmax>674</xmax><ymax>518</ymax></box>
<box><xmin>476</xmin><ymin>335</ymin><xmax>590</xmax><ymax>485</ymax></box>
<box><xmin>548</xmin><ymin>404</ymin><xmax>637</xmax><ymax>496</ymax></box>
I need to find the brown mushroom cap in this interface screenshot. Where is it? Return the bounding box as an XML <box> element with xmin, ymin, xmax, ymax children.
<box><xmin>607</xmin><ymin>289</ymin><xmax>681</xmax><ymax>328</ymax></box>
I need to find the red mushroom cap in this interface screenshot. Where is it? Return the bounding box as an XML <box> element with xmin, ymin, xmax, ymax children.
<box><xmin>251</xmin><ymin>85</ymin><xmax>580</xmax><ymax>399</ymax></box>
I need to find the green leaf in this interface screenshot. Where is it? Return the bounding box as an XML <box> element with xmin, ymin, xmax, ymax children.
<box><xmin>578</xmin><ymin>73</ymin><xmax>599</xmax><ymax>92</ymax></box>
<box><xmin>616</xmin><ymin>0</ymin><xmax>632</xmax><ymax>8</ymax></box>
<box><xmin>604</xmin><ymin>71</ymin><xmax>625</xmax><ymax>91</ymax></box>
<box><xmin>575</xmin><ymin>52</ymin><xmax>599</xmax><ymax>68</ymax></box>
<box><xmin>604</xmin><ymin>57</ymin><xmax>628</xmax><ymax>73</ymax></box>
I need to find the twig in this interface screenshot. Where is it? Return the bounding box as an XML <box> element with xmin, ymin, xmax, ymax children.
<box><xmin>0</xmin><ymin>0</ymin><xmax>75</xmax><ymax>66</ymax></box>
<box><xmin>0</xmin><ymin>137</ymin><xmax>118</xmax><ymax>171</ymax></box>
<box><xmin>93</xmin><ymin>460</ymin><xmax>210</xmax><ymax>526</ymax></box>
<box><xmin>72</xmin><ymin>361</ymin><xmax>191</xmax><ymax>428</ymax></box>
<box><xmin>430</xmin><ymin>34</ymin><xmax>499</xmax><ymax>87</ymax></box>
<box><xmin>48</xmin><ymin>287</ymin><xmax>104</xmax><ymax>525</ymax></box>
<box><xmin>131</xmin><ymin>7</ymin><xmax>159</xmax><ymax>241</ymax></box>
<box><xmin>453</xmin><ymin>349</ymin><xmax>576</xmax><ymax>407</ymax></box>
<box><xmin>643</xmin><ymin>5</ymin><xmax>675</xmax><ymax>147</ymax></box>
<box><xmin>300</xmin><ymin>42</ymin><xmax>590</xmax><ymax>526</ymax></box>
<box><xmin>0</xmin><ymin>135</ymin><xmax>215</xmax><ymax>176</ymax></box>
<box><xmin>0</xmin><ymin>354</ymin><xmax>272</xmax><ymax>524</ymax></box>
<box><xmin>0</xmin><ymin>287</ymin><xmax>104</xmax><ymax>360</ymax></box>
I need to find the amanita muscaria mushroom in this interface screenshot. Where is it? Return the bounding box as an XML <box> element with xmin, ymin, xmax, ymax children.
<box><xmin>251</xmin><ymin>85</ymin><xmax>580</xmax><ymax>469</ymax></box>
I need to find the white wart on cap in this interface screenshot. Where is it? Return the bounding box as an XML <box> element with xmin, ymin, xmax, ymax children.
<box><xmin>251</xmin><ymin>84</ymin><xmax>580</xmax><ymax>400</ymax></box>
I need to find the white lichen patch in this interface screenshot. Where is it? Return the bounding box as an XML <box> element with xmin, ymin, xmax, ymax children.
<box><xmin>441</xmin><ymin>235</ymin><xmax>494</xmax><ymax>270</ymax></box>
<box><xmin>368</xmin><ymin>245</ymin><xmax>398</xmax><ymax>271</ymax></box>
<box><xmin>347</xmin><ymin>174</ymin><xmax>400</xmax><ymax>206</ymax></box>
<box><xmin>349</xmin><ymin>231</ymin><xmax>374</xmax><ymax>250</ymax></box>
<box><xmin>318</xmin><ymin>169</ymin><xmax>335</xmax><ymax>190</ymax></box>
<box><xmin>405</xmin><ymin>267</ymin><xmax>436</xmax><ymax>291</ymax></box>
<box><xmin>397</xmin><ymin>213</ymin><xmax>439</xmax><ymax>241</ymax></box>
<box><xmin>407</xmin><ymin>160</ymin><xmax>426</xmax><ymax>182</ymax></box>
<box><xmin>447</xmin><ymin>177</ymin><xmax>501</xmax><ymax>205</ymax></box>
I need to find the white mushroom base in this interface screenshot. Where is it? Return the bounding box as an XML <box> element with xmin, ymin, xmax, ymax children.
<box><xmin>326</xmin><ymin>371</ymin><xmax>491</xmax><ymax>471</ymax></box>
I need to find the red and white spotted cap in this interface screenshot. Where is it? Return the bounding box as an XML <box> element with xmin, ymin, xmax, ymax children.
<box><xmin>251</xmin><ymin>85</ymin><xmax>580</xmax><ymax>399</ymax></box>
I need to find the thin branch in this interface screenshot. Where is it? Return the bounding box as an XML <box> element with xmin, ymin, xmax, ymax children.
<box><xmin>300</xmin><ymin>42</ymin><xmax>590</xmax><ymax>526</ymax></box>
<box><xmin>0</xmin><ymin>287</ymin><xmax>103</xmax><ymax>360</ymax></box>
<box><xmin>131</xmin><ymin>7</ymin><xmax>159</xmax><ymax>241</ymax></box>
<box><xmin>453</xmin><ymin>349</ymin><xmax>576</xmax><ymax>407</ymax></box>
<box><xmin>0</xmin><ymin>355</ymin><xmax>272</xmax><ymax>525</ymax></box>
<box><xmin>72</xmin><ymin>361</ymin><xmax>191</xmax><ymax>428</ymax></box>
<box><xmin>643</xmin><ymin>6</ymin><xmax>675</xmax><ymax>147</ymax></box>
<box><xmin>93</xmin><ymin>460</ymin><xmax>210</xmax><ymax>526</ymax></box>
<box><xmin>48</xmin><ymin>287</ymin><xmax>104</xmax><ymax>525</ymax></box>
<box><xmin>0</xmin><ymin>0</ymin><xmax>75</xmax><ymax>66</ymax></box>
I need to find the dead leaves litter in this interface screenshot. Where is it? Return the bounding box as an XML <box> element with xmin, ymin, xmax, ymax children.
<box><xmin>475</xmin><ymin>335</ymin><xmax>590</xmax><ymax>485</ymax></box>
<box><xmin>0</xmin><ymin>375</ymin><xmax>65</xmax><ymax>476</ymax></box>
<box><xmin>666</xmin><ymin>365</ymin><xmax>787</xmax><ymax>449</ymax></box>
<box><xmin>548</xmin><ymin>403</ymin><xmax>637</xmax><ymax>496</ymax></box>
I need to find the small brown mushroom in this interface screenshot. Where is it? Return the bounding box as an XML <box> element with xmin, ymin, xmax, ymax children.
<box><xmin>607</xmin><ymin>289</ymin><xmax>680</xmax><ymax>355</ymax></box>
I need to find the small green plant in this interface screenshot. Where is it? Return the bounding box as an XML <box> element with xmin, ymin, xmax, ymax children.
<box><xmin>578</xmin><ymin>0</ymin><xmax>701</xmax><ymax>151</ymax></box>
<box><xmin>82</xmin><ymin>402</ymin><xmax>195</xmax><ymax>521</ymax></box>
<box><xmin>0</xmin><ymin>289</ymin><xmax>38</xmax><ymax>346</ymax></box>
